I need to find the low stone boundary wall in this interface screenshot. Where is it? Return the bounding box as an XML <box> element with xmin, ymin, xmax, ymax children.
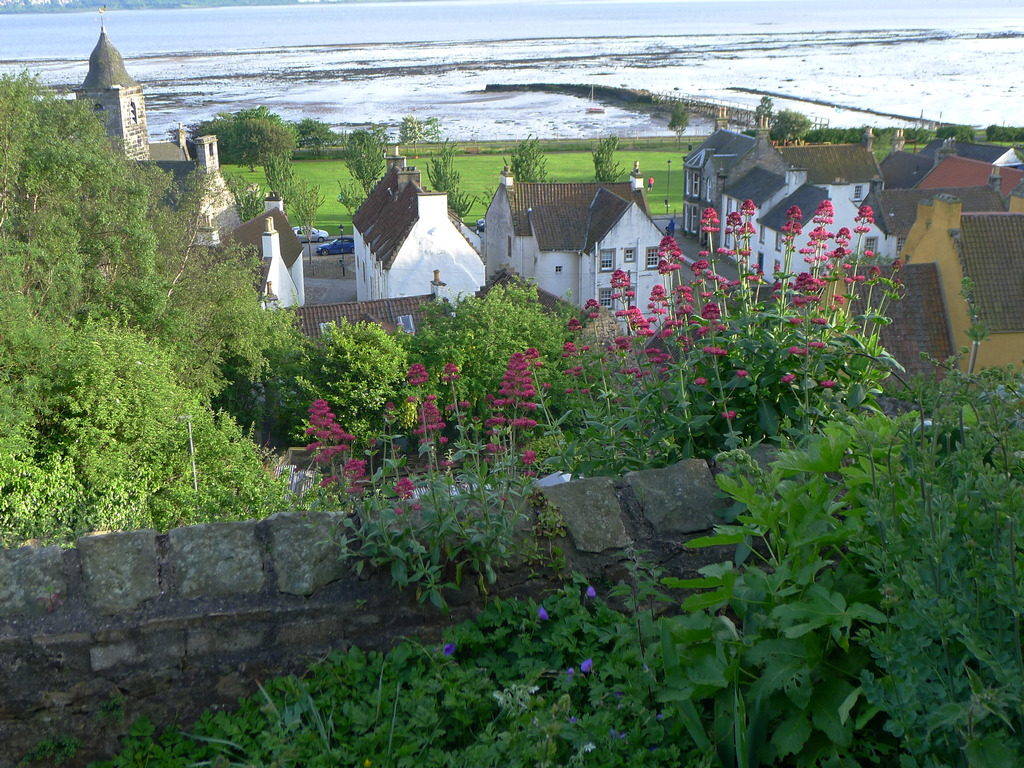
<box><xmin>0</xmin><ymin>459</ymin><xmax>732</xmax><ymax>767</ymax></box>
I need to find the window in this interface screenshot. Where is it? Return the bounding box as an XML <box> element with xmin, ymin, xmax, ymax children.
<box><xmin>864</xmin><ymin>236</ymin><xmax>878</xmax><ymax>255</ymax></box>
<box><xmin>600</xmin><ymin>249</ymin><xmax>614</xmax><ymax>271</ymax></box>
<box><xmin>129</xmin><ymin>101</ymin><xmax>138</xmax><ymax>125</ymax></box>
<box><xmin>688</xmin><ymin>171</ymin><xmax>700</xmax><ymax>197</ymax></box>
<box><xmin>853</xmin><ymin>184</ymin><xmax>864</xmax><ymax>201</ymax></box>
<box><xmin>896</xmin><ymin>236</ymin><xmax>906</xmax><ymax>255</ymax></box>
<box><xmin>705</xmin><ymin>179</ymin><xmax>712</xmax><ymax>202</ymax></box>
<box><xmin>624</xmin><ymin>247</ymin><xmax>636</xmax><ymax>263</ymax></box>
<box><xmin>599</xmin><ymin>287</ymin><xmax>613</xmax><ymax>308</ymax></box>
<box><xmin>646</xmin><ymin>247</ymin><xmax>659</xmax><ymax>269</ymax></box>
<box><xmin>554</xmin><ymin>265</ymin><xmax>563</xmax><ymax>274</ymax></box>
<box><xmin>775</xmin><ymin>231</ymin><xmax>783</xmax><ymax>252</ymax></box>
<box><xmin>759</xmin><ymin>225</ymin><xmax>765</xmax><ymax>244</ymax></box>
<box><xmin>396</xmin><ymin>315</ymin><xmax>416</xmax><ymax>334</ymax></box>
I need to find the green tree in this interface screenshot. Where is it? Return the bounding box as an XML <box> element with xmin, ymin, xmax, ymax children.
<box><xmin>403</xmin><ymin>283</ymin><xmax>574</xmax><ymax>412</ymax></box>
<box><xmin>423</xmin><ymin>117</ymin><xmax>442</xmax><ymax>143</ymax></box>
<box><xmin>592</xmin><ymin>135</ymin><xmax>623</xmax><ymax>182</ymax></box>
<box><xmin>754</xmin><ymin>95</ymin><xmax>774</xmax><ymax>127</ymax></box>
<box><xmin>668</xmin><ymin>102</ymin><xmax>689</xmax><ymax>143</ymax></box>
<box><xmin>289</xmin><ymin>176</ymin><xmax>327</xmax><ymax>260</ymax></box>
<box><xmin>509</xmin><ymin>135</ymin><xmax>548</xmax><ymax>183</ymax></box>
<box><xmin>262</xmin><ymin>152</ymin><xmax>296</xmax><ymax>198</ymax></box>
<box><xmin>770</xmin><ymin>109</ymin><xmax>812</xmax><ymax>143</ymax></box>
<box><xmin>226</xmin><ymin>175</ymin><xmax>265</xmax><ymax>222</ymax></box>
<box><xmin>399</xmin><ymin>115</ymin><xmax>425</xmax><ymax>148</ymax></box>
<box><xmin>284</xmin><ymin>321</ymin><xmax>409</xmax><ymax>443</ymax></box>
<box><xmin>339</xmin><ymin>124</ymin><xmax>389</xmax><ymax>210</ymax></box>
<box><xmin>426</xmin><ymin>139</ymin><xmax>476</xmax><ymax>219</ymax></box>
<box><xmin>293</xmin><ymin>117</ymin><xmax>339</xmax><ymax>157</ymax></box>
<box><xmin>196</xmin><ymin>107</ymin><xmax>296</xmax><ymax>170</ymax></box>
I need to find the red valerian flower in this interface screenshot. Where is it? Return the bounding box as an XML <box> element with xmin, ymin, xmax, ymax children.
<box><xmin>406</xmin><ymin>363</ymin><xmax>429</xmax><ymax>386</ymax></box>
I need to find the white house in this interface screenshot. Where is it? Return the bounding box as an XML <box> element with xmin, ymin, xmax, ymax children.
<box><xmin>482</xmin><ymin>163</ymin><xmax>666</xmax><ymax>309</ymax></box>
<box><xmin>225</xmin><ymin>194</ymin><xmax>305</xmax><ymax>308</ymax></box>
<box><xmin>352</xmin><ymin>152</ymin><xmax>484</xmax><ymax>301</ymax></box>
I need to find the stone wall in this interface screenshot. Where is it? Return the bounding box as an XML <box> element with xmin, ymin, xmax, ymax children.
<box><xmin>0</xmin><ymin>459</ymin><xmax>733</xmax><ymax>768</ymax></box>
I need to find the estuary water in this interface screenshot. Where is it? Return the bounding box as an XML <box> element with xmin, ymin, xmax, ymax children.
<box><xmin>2</xmin><ymin>0</ymin><xmax>1023</xmax><ymax>140</ymax></box>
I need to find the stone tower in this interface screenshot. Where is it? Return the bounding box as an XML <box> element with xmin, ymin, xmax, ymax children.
<box><xmin>75</xmin><ymin>27</ymin><xmax>150</xmax><ymax>161</ymax></box>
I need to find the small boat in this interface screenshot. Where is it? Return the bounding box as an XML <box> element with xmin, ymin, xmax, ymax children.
<box><xmin>586</xmin><ymin>86</ymin><xmax>606</xmax><ymax>114</ymax></box>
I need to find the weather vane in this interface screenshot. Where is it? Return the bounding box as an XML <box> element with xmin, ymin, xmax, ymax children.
<box><xmin>99</xmin><ymin>5</ymin><xmax>107</xmax><ymax>30</ymax></box>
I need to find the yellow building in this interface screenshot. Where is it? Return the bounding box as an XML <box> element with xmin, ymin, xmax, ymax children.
<box><xmin>902</xmin><ymin>191</ymin><xmax>1024</xmax><ymax>371</ymax></box>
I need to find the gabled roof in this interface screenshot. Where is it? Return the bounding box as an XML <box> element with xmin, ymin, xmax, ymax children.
<box><xmin>505</xmin><ymin>182</ymin><xmax>648</xmax><ymax>252</ymax></box>
<box><xmin>79</xmin><ymin>30</ymin><xmax>137</xmax><ymax>90</ymax></box>
<box><xmin>149</xmin><ymin>141</ymin><xmax>190</xmax><ymax>162</ymax></box>
<box><xmin>955</xmin><ymin>213</ymin><xmax>1024</xmax><ymax>332</ymax></box>
<box><xmin>880</xmin><ymin>150</ymin><xmax>932</xmax><ymax>189</ymax></box>
<box><xmin>724</xmin><ymin>167</ymin><xmax>786</xmax><ymax>206</ymax></box>
<box><xmin>852</xmin><ymin>262</ymin><xmax>954</xmax><ymax>380</ymax></box>
<box><xmin>865</xmin><ymin>186</ymin><xmax>1005</xmax><ymax>237</ymax></box>
<box><xmin>779</xmin><ymin>144</ymin><xmax>881</xmax><ymax>185</ymax></box>
<box><xmin>759</xmin><ymin>185</ymin><xmax>829</xmax><ymax>231</ymax></box>
<box><xmin>352</xmin><ymin>166</ymin><xmax>421</xmax><ymax>269</ymax></box>
<box><xmin>294</xmin><ymin>295</ymin><xmax>435</xmax><ymax>337</ymax></box>
<box><xmin>224</xmin><ymin>209</ymin><xmax>303</xmax><ymax>269</ymax></box>
<box><xmin>918</xmin><ymin>156</ymin><xmax>1024</xmax><ymax>198</ymax></box>
<box><xmin>919</xmin><ymin>139</ymin><xmax>1020</xmax><ymax>166</ymax></box>
<box><xmin>684</xmin><ymin>130</ymin><xmax>755</xmax><ymax>170</ymax></box>
<box><xmin>476</xmin><ymin>268</ymin><xmax>576</xmax><ymax>316</ymax></box>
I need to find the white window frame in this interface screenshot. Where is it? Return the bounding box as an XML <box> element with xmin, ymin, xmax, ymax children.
<box><xmin>623</xmin><ymin>247</ymin><xmax>636</xmax><ymax>263</ymax></box>
<box><xmin>598</xmin><ymin>287</ymin><xmax>613</xmax><ymax>307</ymax></box>
<box><xmin>775</xmin><ymin>231</ymin><xmax>783</xmax><ymax>252</ymax></box>
<box><xmin>853</xmin><ymin>184</ymin><xmax>864</xmax><ymax>201</ymax></box>
<box><xmin>599</xmin><ymin>249</ymin><xmax>614</xmax><ymax>271</ymax></box>
<box><xmin>864</xmin><ymin>236</ymin><xmax>878</xmax><ymax>255</ymax></box>
<box><xmin>645</xmin><ymin>247</ymin><xmax>659</xmax><ymax>269</ymax></box>
<box><xmin>554</xmin><ymin>264</ymin><xmax>563</xmax><ymax>274</ymax></box>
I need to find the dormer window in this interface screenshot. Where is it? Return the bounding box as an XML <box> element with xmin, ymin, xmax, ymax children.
<box><xmin>853</xmin><ymin>184</ymin><xmax>864</xmax><ymax>201</ymax></box>
<box><xmin>130</xmin><ymin>101</ymin><xmax>138</xmax><ymax>125</ymax></box>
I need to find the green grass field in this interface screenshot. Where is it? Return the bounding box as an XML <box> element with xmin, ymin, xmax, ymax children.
<box><xmin>223</xmin><ymin>144</ymin><xmax>695</xmax><ymax>233</ymax></box>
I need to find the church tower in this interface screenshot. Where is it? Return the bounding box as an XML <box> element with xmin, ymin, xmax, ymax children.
<box><xmin>75</xmin><ymin>27</ymin><xmax>150</xmax><ymax>161</ymax></box>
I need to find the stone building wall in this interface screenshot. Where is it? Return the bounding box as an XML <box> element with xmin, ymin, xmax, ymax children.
<box><xmin>0</xmin><ymin>459</ymin><xmax>735</xmax><ymax>768</ymax></box>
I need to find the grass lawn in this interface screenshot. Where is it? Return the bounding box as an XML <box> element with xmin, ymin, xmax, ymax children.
<box><xmin>222</xmin><ymin>144</ymin><xmax>695</xmax><ymax>233</ymax></box>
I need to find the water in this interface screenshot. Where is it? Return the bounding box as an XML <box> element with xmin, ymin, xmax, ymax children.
<box><xmin>2</xmin><ymin>0</ymin><xmax>1023</xmax><ymax>140</ymax></box>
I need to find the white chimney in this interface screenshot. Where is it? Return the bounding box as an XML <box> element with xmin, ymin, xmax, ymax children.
<box><xmin>631</xmin><ymin>160</ymin><xmax>643</xmax><ymax>191</ymax></box>
<box><xmin>264</xmin><ymin>193</ymin><xmax>284</xmax><ymax>215</ymax></box>
<box><xmin>262</xmin><ymin>216</ymin><xmax>281</xmax><ymax>264</ymax></box>
<box><xmin>500</xmin><ymin>165</ymin><xmax>514</xmax><ymax>189</ymax></box>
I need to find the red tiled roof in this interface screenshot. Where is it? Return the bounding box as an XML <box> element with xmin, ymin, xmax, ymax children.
<box><xmin>294</xmin><ymin>294</ymin><xmax>436</xmax><ymax>337</ymax></box>
<box><xmin>955</xmin><ymin>213</ymin><xmax>1024</xmax><ymax>332</ymax></box>
<box><xmin>919</xmin><ymin>156</ymin><xmax>1024</xmax><ymax>198</ymax></box>
<box><xmin>779</xmin><ymin>144</ymin><xmax>882</xmax><ymax>185</ymax></box>
<box><xmin>506</xmin><ymin>182</ymin><xmax>649</xmax><ymax>251</ymax></box>
<box><xmin>224</xmin><ymin>209</ymin><xmax>303</xmax><ymax>269</ymax></box>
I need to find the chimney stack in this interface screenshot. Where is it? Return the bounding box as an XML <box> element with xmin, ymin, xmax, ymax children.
<box><xmin>264</xmin><ymin>192</ymin><xmax>285</xmax><ymax>215</ymax></box>
<box><xmin>177</xmin><ymin>122</ymin><xmax>190</xmax><ymax>159</ymax></box>
<box><xmin>194</xmin><ymin>135</ymin><xmax>220</xmax><ymax>174</ymax></box>
<box><xmin>500</xmin><ymin>165</ymin><xmax>514</xmax><ymax>189</ymax></box>
<box><xmin>631</xmin><ymin>160</ymin><xmax>644</xmax><ymax>192</ymax></box>
<box><xmin>892</xmin><ymin>128</ymin><xmax>905</xmax><ymax>154</ymax></box>
<box><xmin>863</xmin><ymin>126</ymin><xmax>874</xmax><ymax>153</ymax></box>
<box><xmin>989</xmin><ymin>165</ymin><xmax>1003</xmax><ymax>195</ymax></box>
<box><xmin>386</xmin><ymin>146</ymin><xmax>407</xmax><ymax>174</ymax></box>
<box><xmin>714</xmin><ymin>106</ymin><xmax>728</xmax><ymax>131</ymax></box>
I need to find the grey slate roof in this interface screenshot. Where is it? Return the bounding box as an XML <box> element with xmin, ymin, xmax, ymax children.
<box><xmin>684</xmin><ymin>130</ymin><xmax>755</xmax><ymax>170</ymax></box>
<box><xmin>80</xmin><ymin>30</ymin><xmax>137</xmax><ymax>90</ymax></box>
<box><xmin>779</xmin><ymin>144</ymin><xmax>882</xmax><ymax>185</ymax></box>
<box><xmin>864</xmin><ymin>186</ymin><xmax>1005</xmax><ymax>237</ymax></box>
<box><xmin>149</xmin><ymin>141</ymin><xmax>189</xmax><ymax>162</ymax></box>
<box><xmin>880</xmin><ymin>150</ymin><xmax>932</xmax><ymax>189</ymax></box>
<box><xmin>724</xmin><ymin>167</ymin><xmax>786</xmax><ymax>206</ymax></box>
<box><xmin>759</xmin><ymin>185</ymin><xmax>829</xmax><ymax>231</ymax></box>
<box><xmin>504</xmin><ymin>181</ymin><xmax>648</xmax><ymax>252</ymax></box>
<box><xmin>919</xmin><ymin>139</ymin><xmax>1020</xmax><ymax>166</ymax></box>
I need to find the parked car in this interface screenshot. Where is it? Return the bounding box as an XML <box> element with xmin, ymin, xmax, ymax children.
<box><xmin>293</xmin><ymin>226</ymin><xmax>329</xmax><ymax>243</ymax></box>
<box><xmin>316</xmin><ymin>236</ymin><xmax>355</xmax><ymax>255</ymax></box>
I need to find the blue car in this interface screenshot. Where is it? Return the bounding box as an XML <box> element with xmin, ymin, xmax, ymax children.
<box><xmin>316</xmin><ymin>237</ymin><xmax>354</xmax><ymax>255</ymax></box>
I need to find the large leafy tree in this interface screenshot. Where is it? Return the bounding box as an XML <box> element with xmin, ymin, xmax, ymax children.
<box><xmin>509</xmin><ymin>135</ymin><xmax>549</xmax><ymax>183</ymax></box>
<box><xmin>293</xmin><ymin>117</ymin><xmax>340</xmax><ymax>157</ymax></box>
<box><xmin>770</xmin><ymin>109</ymin><xmax>812</xmax><ymax>143</ymax></box>
<box><xmin>337</xmin><ymin>124</ymin><xmax>389</xmax><ymax>212</ymax></box>
<box><xmin>0</xmin><ymin>72</ymin><xmax>290</xmax><ymax>540</ymax></box>
<box><xmin>668</xmin><ymin>102</ymin><xmax>689</xmax><ymax>143</ymax></box>
<box><xmin>196</xmin><ymin>106</ymin><xmax>296</xmax><ymax>170</ymax></box>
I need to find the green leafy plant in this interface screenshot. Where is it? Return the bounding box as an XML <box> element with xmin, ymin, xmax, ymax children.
<box><xmin>20</xmin><ymin>735</ymin><xmax>81</xmax><ymax>765</ymax></box>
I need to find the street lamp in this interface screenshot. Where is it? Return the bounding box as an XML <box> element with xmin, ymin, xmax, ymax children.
<box><xmin>667</xmin><ymin>159</ymin><xmax>672</xmax><ymax>195</ymax></box>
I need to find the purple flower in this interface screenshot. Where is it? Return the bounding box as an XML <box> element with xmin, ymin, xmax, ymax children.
<box><xmin>567</xmin><ymin>667</ymin><xmax>575</xmax><ymax>680</ymax></box>
<box><xmin>570</xmin><ymin>716</ymin><xmax>577</xmax><ymax>724</ymax></box>
<box><xmin>443</xmin><ymin>643</ymin><xmax>455</xmax><ymax>657</ymax></box>
<box><xmin>580</xmin><ymin>658</ymin><xmax>593</xmax><ymax>674</ymax></box>
<box><xmin>538</xmin><ymin>606</ymin><xmax>549</xmax><ymax>621</ymax></box>
<box><xmin>586</xmin><ymin>585</ymin><xmax>596</xmax><ymax>599</ymax></box>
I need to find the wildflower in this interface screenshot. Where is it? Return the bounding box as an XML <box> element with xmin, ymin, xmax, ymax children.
<box><xmin>820</xmin><ymin>379</ymin><xmax>836</xmax><ymax>388</ymax></box>
<box><xmin>406</xmin><ymin>363</ymin><xmax>429</xmax><ymax>386</ymax></box>
<box><xmin>522</xmin><ymin>450</ymin><xmax>537</xmax><ymax>466</ymax></box>
<box><xmin>394</xmin><ymin>477</ymin><xmax>415</xmax><ymax>500</ymax></box>
<box><xmin>443</xmin><ymin>643</ymin><xmax>455</xmax><ymax>656</ymax></box>
<box><xmin>538</xmin><ymin>605</ymin><xmax>549</xmax><ymax>621</ymax></box>
<box><xmin>441</xmin><ymin>362</ymin><xmax>460</xmax><ymax>383</ymax></box>
<box><xmin>781</xmin><ymin>373</ymin><xmax>796</xmax><ymax>384</ymax></box>
<box><xmin>788</xmin><ymin>346</ymin><xmax>808</xmax><ymax>356</ymax></box>
<box><xmin>580</xmin><ymin>658</ymin><xmax>593</xmax><ymax>674</ymax></box>
<box><xmin>568</xmin><ymin>317</ymin><xmax>582</xmax><ymax>332</ymax></box>
<box><xmin>586</xmin><ymin>585</ymin><xmax>596</xmax><ymax>599</ymax></box>
<box><xmin>736</xmin><ymin>369</ymin><xmax>748</xmax><ymax>378</ymax></box>
<box><xmin>721</xmin><ymin>410</ymin><xmax>737</xmax><ymax>421</ymax></box>
<box><xmin>567</xmin><ymin>667</ymin><xmax>575</xmax><ymax>680</ymax></box>
<box><xmin>694</xmin><ymin>376</ymin><xmax>708</xmax><ymax>386</ymax></box>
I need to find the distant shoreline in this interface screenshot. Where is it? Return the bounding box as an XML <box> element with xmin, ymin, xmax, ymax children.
<box><xmin>0</xmin><ymin>0</ymin><xmax>402</xmax><ymax>14</ymax></box>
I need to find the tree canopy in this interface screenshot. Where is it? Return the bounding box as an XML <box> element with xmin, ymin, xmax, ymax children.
<box><xmin>668</xmin><ymin>103</ymin><xmax>689</xmax><ymax>142</ymax></box>
<box><xmin>509</xmin><ymin>135</ymin><xmax>549</xmax><ymax>183</ymax></box>
<box><xmin>592</xmin><ymin>135</ymin><xmax>623</xmax><ymax>182</ymax></box>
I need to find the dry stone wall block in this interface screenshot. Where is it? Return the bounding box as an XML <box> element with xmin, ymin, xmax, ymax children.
<box><xmin>540</xmin><ymin>477</ymin><xmax>629</xmax><ymax>553</ymax></box>
<box><xmin>78</xmin><ymin>530</ymin><xmax>160</xmax><ymax>615</ymax></box>
<box><xmin>0</xmin><ymin>544</ymin><xmax>66</xmax><ymax>618</ymax></box>
<box><xmin>625</xmin><ymin>460</ymin><xmax>726</xmax><ymax>537</ymax></box>
<box><xmin>264</xmin><ymin>512</ymin><xmax>345</xmax><ymax>596</ymax></box>
<box><xmin>168</xmin><ymin>521</ymin><xmax>264</xmax><ymax>598</ymax></box>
